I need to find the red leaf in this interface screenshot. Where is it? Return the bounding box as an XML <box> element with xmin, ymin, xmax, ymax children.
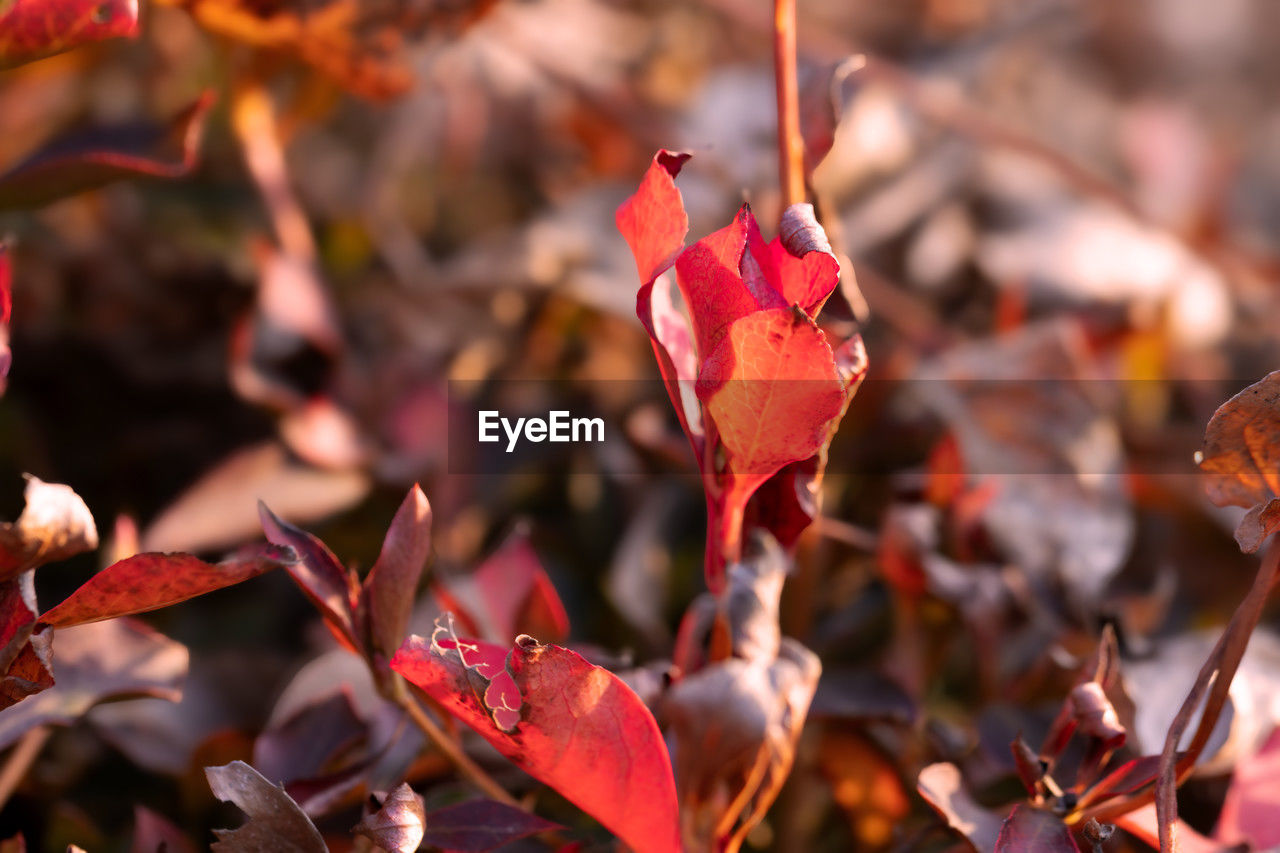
<box><xmin>0</xmin><ymin>624</ymin><xmax>51</xmax><ymax>710</ymax></box>
<box><xmin>697</xmin><ymin>308</ymin><xmax>846</xmax><ymax>516</ymax></box>
<box><xmin>0</xmin><ymin>617</ymin><xmax>186</xmax><ymax>748</ymax></box>
<box><xmin>39</xmin><ymin>545</ymin><xmax>295</xmax><ymax>628</ymax></box>
<box><xmin>745</xmin><ymin>204</ymin><xmax>840</xmax><ymax>316</ymax></box>
<box><xmin>616</xmin><ymin>149</ymin><xmax>690</xmax><ymax>285</ymax></box>
<box><xmin>676</xmin><ymin>207</ymin><xmax>771</xmax><ymax>361</ymax></box>
<box><xmin>1078</xmin><ymin>754</ymin><xmax>1166</xmax><ymax>809</ymax></box>
<box><xmin>0</xmin><ymin>92</ymin><xmax>215</xmax><ymax>210</ymax></box>
<box><xmin>420</xmin><ymin>799</ymin><xmax>562</xmax><ymax>853</ymax></box>
<box><xmin>995</xmin><ymin>804</ymin><xmax>1080</xmax><ymax>852</ymax></box>
<box><xmin>391</xmin><ymin>623</ymin><xmax>680</xmax><ymax>853</ymax></box>
<box><xmin>0</xmin><ymin>0</ymin><xmax>139</xmax><ymax>68</ymax></box>
<box><xmin>433</xmin><ymin>529</ymin><xmax>569</xmax><ymax>644</ymax></box>
<box><xmin>362</xmin><ymin>484</ymin><xmax>432</xmax><ymax>659</ymax></box>
<box><xmin>259</xmin><ymin>501</ymin><xmax>361</xmax><ymax>652</ymax></box>
<box><xmin>0</xmin><ymin>572</ymin><xmax>49</xmax><ymax>709</ymax></box>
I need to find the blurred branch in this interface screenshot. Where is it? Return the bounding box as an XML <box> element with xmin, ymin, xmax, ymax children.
<box><xmin>0</xmin><ymin>726</ymin><xmax>50</xmax><ymax>810</ymax></box>
<box><xmin>1153</xmin><ymin>535</ymin><xmax>1280</xmax><ymax>850</ymax></box>
<box><xmin>231</xmin><ymin>81</ymin><xmax>318</xmax><ymax>263</ymax></box>
<box><xmin>389</xmin><ymin>677</ymin><xmax>520</xmax><ymax>809</ymax></box>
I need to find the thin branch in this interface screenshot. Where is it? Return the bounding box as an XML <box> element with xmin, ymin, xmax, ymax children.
<box><xmin>1153</xmin><ymin>535</ymin><xmax>1280</xmax><ymax>850</ymax></box>
<box><xmin>773</xmin><ymin>0</ymin><xmax>804</xmax><ymax>208</ymax></box>
<box><xmin>389</xmin><ymin>678</ymin><xmax>520</xmax><ymax>808</ymax></box>
<box><xmin>0</xmin><ymin>726</ymin><xmax>50</xmax><ymax>810</ymax></box>
<box><xmin>230</xmin><ymin>81</ymin><xmax>318</xmax><ymax>263</ymax></box>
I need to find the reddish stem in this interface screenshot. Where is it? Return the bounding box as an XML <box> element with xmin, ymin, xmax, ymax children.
<box><xmin>773</xmin><ymin>0</ymin><xmax>804</xmax><ymax>207</ymax></box>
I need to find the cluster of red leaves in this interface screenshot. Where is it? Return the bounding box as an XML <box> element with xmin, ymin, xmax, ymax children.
<box><xmin>248</xmin><ymin>487</ymin><xmax>681</xmax><ymax>852</ymax></box>
<box><xmin>617</xmin><ymin>150</ymin><xmax>865</xmax><ymax>592</ymax></box>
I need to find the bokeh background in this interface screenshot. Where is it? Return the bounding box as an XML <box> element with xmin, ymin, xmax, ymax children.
<box><xmin>2</xmin><ymin>0</ymin><xmax>1280</xmax><ymax>849</ymax></box>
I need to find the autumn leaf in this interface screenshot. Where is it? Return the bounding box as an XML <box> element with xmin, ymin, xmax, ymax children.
<box><xmin>916</xmin><ymin>762</ymin><xmax>1004</xmax><ymax>852</ymax></box>
<box><xmin>352</xmin><ymin>784</ymin><xmax>425</xmax><ymax>853</ymax></box>
<box><xmin>0</xmin><ymin>572</ymin><xmax>50</xmax><ymax>709</ymax></box>
<box><xmin>0</xmin><ymin>475</ymin><xmax>98</xmax><ymax>583</ymax></box>
<box><xmin>420</xmin><ymin>799</ymin><xmax>562</xmax><ymax>853</ymax></box>
<box><xmin>0</xmin><ymin>92</ymin><xmax>215</xmax><ymax>210</ymax></box>
<box><xmin>432</xmin><ymin>528</ymin><xmax>570</xmax><ymax>644</ymax></box>
<box><xmin>205</xmin><ymin>760</ymin><xmax>327</xmax><ymax>853</ymax></box>
<box><xmin>39</xmin><ymin>544</ymin><xmax>296</xmax><ymax>627</ymax></box>
<box><xmin>1199</xmin><ymin>370</ymin><xmax>1280</xmax><ymax>553</ymax></box>
<box><xmin>618</xmin><ymin>150</ymin><xmax>862</xmax><ymax>587</ymax></box>
<box><xmin>1216</xmin><ymin>725</ymin><xmax>1280</xmax><ymax>849</ymax></box>
<box><xmin>361</xmin><ymin>485</ymin><xmax>431</xmax><ymax>660</ymax></box>
<box><xmin>260</xmin><ymin>501</ymin><xmax>362</xmax><ymax>652</ymax></box>
<box><xmin>0</xmin><ymin>0</ymin><xmax>139</xmax><ymax>69</ymax></box>
<box><xmin>697</xmin><ymin>308</ymin><xmax>846</xmax><ymax>486</ymax></box>
<box><xmin>0</xmin><ymin>618</ymin><xmax>187</xmax><ymax>749</ymax></box>
<box><xmin>391</xmin><ymin>623</ymin><xmax>681</xmax><ymax>853</ymax></box>
<box><xmin>995</xmin><ymin>804</ymin><xmax>1081</xmax><ymax>852</ymax></box>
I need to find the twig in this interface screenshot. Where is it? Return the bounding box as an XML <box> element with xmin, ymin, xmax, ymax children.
<box><xmin>389</xmin><ymin>678</ymin><xmax>520</xmax><ymax>808</ymax></box>
<box><xmin>773</xmin><ymin>0</ymin><xmax>804</xmax><ymax>207</ymax></box>
<box><xmin>230</xmin><ymin>81</ymin><xmax>318</xmax><ymax>263</ymax></box>
<box><xmin>1153</xmin><ymin>536</ymin><xmax>1280</xmax><ymax>851</ymax></box>
<box><xmin>0</xmin><ymin>726</ymin><xmax>51</xmax><ymax>809</ymax></box>
<box><xmin>1081</xmin><ymin>536</ymin><xmax>1280</xmax><ymax>830</ymax></box>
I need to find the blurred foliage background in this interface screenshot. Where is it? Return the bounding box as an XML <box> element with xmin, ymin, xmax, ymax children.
<box><xmin>2</xmin><ymin>0</ymin><xmax>1280</xmax><ymax>849</ymax></box>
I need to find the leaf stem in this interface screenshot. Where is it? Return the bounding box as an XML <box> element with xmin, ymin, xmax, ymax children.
<box><xmin>390</xmin><ymin>677</ymin><xmax>520</xmax><ymax>808</ymax></box>
<box><xmin>773</xmin><ymin>0</ymin><xmax>805</xmax><ymax>208</ymax></box>
<box><xmin>1153</xmin><ymin>535</ymin><xmax>1280</xmax><ymax>850</ymax></box>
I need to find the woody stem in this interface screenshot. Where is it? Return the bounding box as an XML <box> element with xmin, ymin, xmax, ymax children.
<box><xmin>774</xmin><ymin>0</ymin><xmax>805</xmax><ymax>207</ymax></box>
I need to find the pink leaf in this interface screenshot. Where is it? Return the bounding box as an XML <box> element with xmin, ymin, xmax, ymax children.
<box><xmin>1216</xmin><ymin>725</ymin><xmax>1280</xmax><ymax>848</ymax></box>
<box><xmin>433</xmin><ymin>529</ymin><xmax>569</xmax><ymax>644</ymax></box>
<box><xmin>391</xmin><ymin>623</ymin><xmax>680</xmax><ymax>853</ymax></box>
